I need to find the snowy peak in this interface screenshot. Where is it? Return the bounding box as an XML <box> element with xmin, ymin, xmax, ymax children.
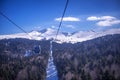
<box><xmin>39</xmin><ymin>28</ymin><xmax>56</xmax><ymax>34</ymax></box>
<box><xmin>0</xmin><ymin>28</ymin><xmax>120</xmax><ymax>43</ymax></box>
<box><xmin>29</xmin><ymin>31</ymin><xmax>41</xmax><ymax>36</ymax></box>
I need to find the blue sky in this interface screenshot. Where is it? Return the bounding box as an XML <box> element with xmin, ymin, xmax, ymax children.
<box><xmin>0</xmin><ymin>0</ymin><xmax>120</xmax><ymax>34</ymax></box>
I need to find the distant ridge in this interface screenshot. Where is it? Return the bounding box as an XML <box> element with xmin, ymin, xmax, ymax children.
<box><xmin>0</xmin><ymin>28</ymin><xmax>120</xmax><ymax>43</ymax></box>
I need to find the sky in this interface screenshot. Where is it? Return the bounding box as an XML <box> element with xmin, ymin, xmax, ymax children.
<box><xmin>0</xmin><ymin>0</ymin><xmax>120</xmax><ymax>34</ymax></box>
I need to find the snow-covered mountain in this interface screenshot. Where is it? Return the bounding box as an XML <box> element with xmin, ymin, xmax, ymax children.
<box><xmin>0</xmin><ymin>28</ymin><xmax>120</xmax><ymax>43</ymax></box>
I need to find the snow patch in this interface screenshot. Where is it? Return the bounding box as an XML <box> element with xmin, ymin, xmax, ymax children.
<box><xmin>0</xmin><ymin>28</ymin><xmax>120</xmax><ymax>43</ymax></box>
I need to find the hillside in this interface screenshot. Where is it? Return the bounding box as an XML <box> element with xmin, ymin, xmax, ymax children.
<box><xmin>0</xmin><ymin>34</ymin><xmax>120</xmax><ymax>80</ymax></box>
<box><xmin>0</xmin><ymin>39</ymin><xmax>50</xmax><ymax>80</ymax></box>
<box><xmin>53</xmin><ymin>34</ymin><xmax>120</xmax><ymax>80</ymax></box>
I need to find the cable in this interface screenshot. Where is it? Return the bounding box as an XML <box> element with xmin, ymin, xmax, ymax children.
<box><xmin>47</xmin><ymin>1</ymin><xmax>69</xmax><ymax>78</ymax></box>
<box><xmin>0</xmin><ymin>0</ymin><xmax>69</xmax><ymax>41</ymax></box>
<box><xmin>0</xmin><ymin>11</ymin><xmax>31</xmax><ymax>38</ymax></box>
<box><xmin>54</xmin><ymin>0</ymin><xmax>69</xmax><ymax>41</ymax></box>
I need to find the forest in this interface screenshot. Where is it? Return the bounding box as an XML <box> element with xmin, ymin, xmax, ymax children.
<box><xmin>53</xmin><ymin>34</ymin><xmax>120</xmax><ymax>80</ymax></box>
<box><xmin>0</xmin><ymin>39</ymin><xmax>50</xmax><ymax>80</ymax></box>
<box><xmin>0</xmin><ymin>34</ymin><xmax>120</xmax><ymax>80</ymax></box>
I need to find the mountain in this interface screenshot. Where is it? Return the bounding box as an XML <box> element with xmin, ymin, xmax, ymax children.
<box><xmin>53</xmin><ymin>34</ymin><xmax>120</xmax><ymax>80</ymax></box>
<box><xmin>0</xmin><ymin>34</ymin><xmax>120</xmax><ymax>80</ymax></box>
<box><xmin>0</xmin><ymin>28</ymin><xmax>120</xmax><ymax>43</ymax></box>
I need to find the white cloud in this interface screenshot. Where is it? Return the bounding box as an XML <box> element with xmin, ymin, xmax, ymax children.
<box><xmin>97</xmin><ymin>19</ymin><xmax>120</xmax><ymax>26</ymax></box>
<box><xmin>55</xmin><ymin>17</ymin><xmax>80</xmax><ymax>22</ymax></box>
<box><xmin>51</xmin><ymin>25</ymin><xmax>56</xmax><ymax>29</ymax></box>
<box><xmin>87</xmin><ymin>16</ymin><xmax>116</xmax><ymax>21</ymax></box>
<box><xmin>34</xmin><ymin>26</ymin><xmax>41</xmax><ymax>29</ymax></box>
<box><xmin>100</xmin><ymin>16</ymin><xmax>116</xmax><ymax>20</ymax></box>
<box><xmin>87</xmin><ymin>16</ymin><xmax>100</xmax><ymax>21</ymax></box>
<box><xmin>87</xmin><ymin>16</ymin><xmax>120</xmax><ymax>27</ymax></box>
<box><xmin>34</xmin><ymin>26</ymin><xmax>41</xmax><ymax>30</ymax></box>
<box><xmin>65</xmin><ymin>25</ymin><xmax>75</xmax><ymax>29</ymax></box>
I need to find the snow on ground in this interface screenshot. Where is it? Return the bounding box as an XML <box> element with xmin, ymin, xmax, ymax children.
<box><xmin>0</xmin><ymin>28</ymin><xmax>120</xmax><ymax>43</ymax></box>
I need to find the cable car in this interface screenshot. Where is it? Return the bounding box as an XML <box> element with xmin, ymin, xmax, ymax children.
<box><xmin>33</xmin><ymin>45</ymin><xmax>41</xmax><ymax>54</ymax></box>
